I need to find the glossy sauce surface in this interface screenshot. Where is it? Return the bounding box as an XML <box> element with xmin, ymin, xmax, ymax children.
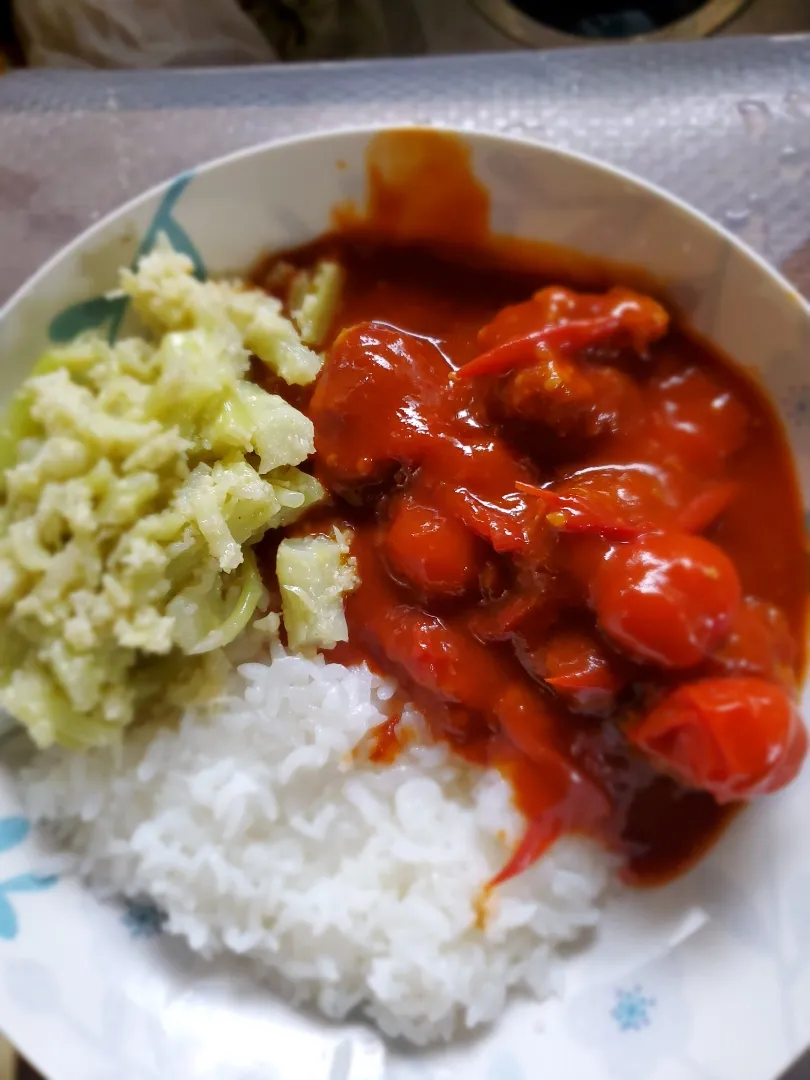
<box><xmin>255</xmin><ymin>132</ymin><xmax>807</xmax><ymax>886</ymax></box>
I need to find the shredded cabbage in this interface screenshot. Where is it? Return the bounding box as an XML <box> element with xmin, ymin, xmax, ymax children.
<box><xmin>0</xmin><ymin>241</ymin><xmax>325</xmax><ymax>749</ymax></box>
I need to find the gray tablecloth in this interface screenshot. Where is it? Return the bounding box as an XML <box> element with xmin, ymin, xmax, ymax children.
<box><xmin>1</xmin><ymin>36</ymin><xmax>810</xmax><ymax>306</ymax></box>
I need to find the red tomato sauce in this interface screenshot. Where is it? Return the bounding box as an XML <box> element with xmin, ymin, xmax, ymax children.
<box><xmin>255</xmin><ymin>131</ymin><xmax>808</xmax><ymax>887</ymax></box>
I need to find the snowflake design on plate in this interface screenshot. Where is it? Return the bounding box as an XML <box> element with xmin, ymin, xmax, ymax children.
<box><xmin>611</xmin><ymin>985</ymin><xmax>656</xmax><ymax>1032</ymax></box>
<box><xmin>0</xmin><ymin>817</ymin><xmax>58</xmax><ymax>940</ymax></box>
<box><xmin>122</xmin><ymin>898</ymin><xmax>166</xmax><ymax>939</ymax></box>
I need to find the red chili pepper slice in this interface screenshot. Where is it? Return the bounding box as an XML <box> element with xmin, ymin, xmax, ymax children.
<box><xmin>676</xmin><ymin>481</ymin><xmax>739</xmax><ymax>534</ymax></box>
<box><xmin>487</xmin><ymin>817</ymin><xmax>563</xmax><ymax>889</ymax></box>
<box><xmin>517</xmin><ymin>479</ymin><xmax>738</xmax><ymax>541</ymax></box>
<box><xmin>456</xmin><ymin>315</ymin><xmax>621</xmax><ymax>379</ymax></box>
<box><xmin>515</xmin><ymin>481</ymin><xmax>653</xmax><ymax>540</ymax></box>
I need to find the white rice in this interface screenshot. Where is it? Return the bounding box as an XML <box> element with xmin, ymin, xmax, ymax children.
<box><xmin>22</xmin><ymin>648</ymin><xmax>612</xmax><ymax>1044</ymax></box>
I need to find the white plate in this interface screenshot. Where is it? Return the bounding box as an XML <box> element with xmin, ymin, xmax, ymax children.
<box><xmin>0</xmin><ymin>127</ymin><xmax>809</xmax><ymax>1080</ymax></box>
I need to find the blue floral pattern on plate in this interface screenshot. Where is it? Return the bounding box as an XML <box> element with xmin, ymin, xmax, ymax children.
<box><xmin>47</xmin><ymin>171</ymin><xmax>205</xmax><ymax>345</ymax></box>
<box><xmin>0</xmin><ymin>817</ymin><xmax>57</xmax><ymax>940</ymax></box>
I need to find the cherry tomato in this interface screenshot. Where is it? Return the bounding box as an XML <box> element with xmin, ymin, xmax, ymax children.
<box><xmin>710</xmin><ymin>597</ymin><xmax>796</xmax><ymax>688</ymax></box>
<box><xmin>495</xmin><ymin>684</ymin><xmax>562</xmax><ymax>763</ymax></box>
<box><xmin>386</xmin><ymin>500</ymin><xmax>483</xmax><ymax>597</ymax></box>
<box><xmin>645</xmin><ymin>367</ymin><xmax>748</xmax><ymax>470</ymax></box>
<box><xmin>313</xmin><ymin>323</ymin><xmax>544</xmax><ymax>554</ymax></box>
<box><xmin>380</xmin><ymin>610</ymin><xmax>503</xmax><ymax>709</ymax></box>
<box><xmin>629</xmin><ymin>677</ymin><xmax>807</xmax><ymax>802</ymax></box>
<box><xmin>541</xmin><ymin>629</ymin><xmax>628</xmax><ymax>715</ymax></box>
<box><xmin>593</xmin><ymin>532</ymin><xmax>742</xmax><ymax>668</ymax></box>
<box><xmin>310</xmin><ymin>322</ymin><xmax>449</xmax><ymax>484</ymax></box>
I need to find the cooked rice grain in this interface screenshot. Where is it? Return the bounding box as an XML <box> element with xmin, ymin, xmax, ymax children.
<box><xmin>22</xmin><ymin>649</ymin><xmax>612</xmax><ymax>1043</ymax></box>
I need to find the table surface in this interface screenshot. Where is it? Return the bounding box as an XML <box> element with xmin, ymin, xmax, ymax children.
<box><xmin>2</xmin><ymin>36</ymin><xmax>810</xmax><ymax>309</ymax></box>
<box><xmin>2</xmin><ymin>35</ymin><xmax>810</xmax><ymax>1080</ymax></box>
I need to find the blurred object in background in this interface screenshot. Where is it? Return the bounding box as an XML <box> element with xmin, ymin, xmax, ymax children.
<box><xmin>0</xmin><ymin>0</ymin><xmax>19</xmax><ymax>69</ymax></box>
<box><xmin>12</xmin><ymin>0</ymin><xmax>390</xmax><ymax>67</ymax></box>
<box><xmin>242</xmin><ymin>0</ymin><xmax>389</xmax><ymax>58</ymax></box>
<box><xmin>13</xmin><ymin>0</ymin><xmax>276</xmax><ymax>66</ymax></box>
<box><xmin>473</xmin><ymin>0</ymin><xmax>749</xmax><ymax>40</ymax></box>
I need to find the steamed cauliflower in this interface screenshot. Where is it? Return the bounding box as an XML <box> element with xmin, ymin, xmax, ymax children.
<box><xmin>0</xmin><ymin>241</ymin><xmax>329</xmax><ymax>749</ymax></box>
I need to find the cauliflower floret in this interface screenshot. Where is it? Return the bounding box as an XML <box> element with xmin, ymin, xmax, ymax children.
<box><xmin>290</xmin><ymin>259</ymin><xmax>345</xmax><ymax>348</ymax></box>
<box><xmin>267</xmin><ymin>467</ymin><xmax>324</xmax><ymax>527</ymax></box>
<box><xmin>122</xmin><ymin>429</ymin><xmax>190</xmax><ymax>475</ymax></box>
<box><xmin>7</xmin><ymin>519</ymin><xmax>53</xmax><ymax>574</ymax></box>
<box><xmin>0</xmin><ymin>550</ymin><xmax>28</xmax><ymax>607</ymax></box>
<box><xmin>243</xmin><ymin>303</ymin><xmax>322</xmax><ymax>386</ymax></box>
<box><xmin>114</xmin><ymin>607</ymin><xmax>175</xmax><ymax>654</ymax></box>
<box><xmin>119</xmin><ymin>243</ymin><xmax>203</xmax><ymax>332</ymax></box>
<box><xmin>236</xmin><ymin>383</ymin><xmax>314</xmax><ymax>474</ymax></box>
<box><xmin>277</xmin><ymin>528</ymin><xmax>358</xmax><ymax>652</ymax></box>
<box><xmin>177</xmin><ymin>460</ymin><xmax>277</xmax><ymax>573</ymax></box>
<box><xmin>96</xmin><ymin>471</ymin><xmax>161</xmax><ymax>529</ymax></box>
<box><xmin>122</xmin><ymin>236</ymin><xmax>323</xmax><ymax>385</ymax></box>
<box><xmin>4</xmin><ymin>436</ymin><xmax>90</xmax><ymax>501</ymax></box>
<box><xmin>149</xmin><ymin>329</ymin><xmax>248</xmax><ymax>421</ymax></box>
